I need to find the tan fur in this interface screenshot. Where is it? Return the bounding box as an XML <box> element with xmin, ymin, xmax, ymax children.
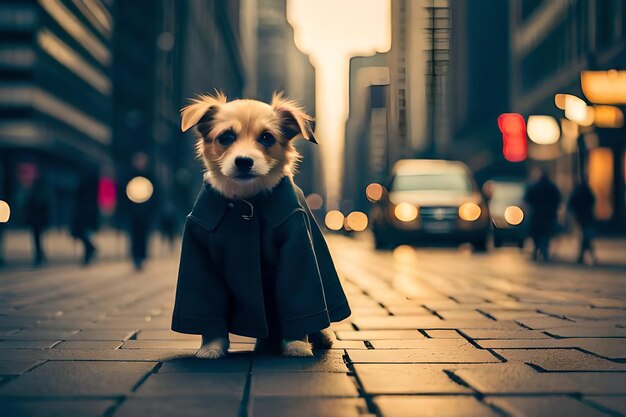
<box><xmin>180</xmin><ymin>92</ymin><xmax>313</xmax><ymax>200</ymax></box>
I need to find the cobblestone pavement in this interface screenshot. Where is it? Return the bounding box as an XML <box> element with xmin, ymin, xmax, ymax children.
<box><xmin>0</xmin><ymin>235</ymin><xmax>625</xmax><ymax>416</ymax></box>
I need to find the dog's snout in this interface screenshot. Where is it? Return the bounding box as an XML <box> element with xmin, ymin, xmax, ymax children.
<box><xmin>235</xmin><ymin>157</ymin><xmax>254</xmax><ymax>171</ymax></box>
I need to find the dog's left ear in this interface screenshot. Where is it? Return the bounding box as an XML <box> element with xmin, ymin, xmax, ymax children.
<box><xmin>180</xmin><ymin>92</ymin><xmax>227</xmax><ymax>133</ymax></box>
<box><xmin>271</xmin><ymin>92</ymin><xmax>317</xmax><ymax>144</ymax></box>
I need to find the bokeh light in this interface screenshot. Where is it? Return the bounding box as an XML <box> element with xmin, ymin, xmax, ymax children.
<box><xmin>394</xmin><ymin>203</ymin><xmax>418</xmax><ymax>222</ymax></box>
<box><xmin>504</xmin><ymin>205</ymin><xmax>524</xmax><ymax>225</ymax></box>
<box><xmin>564</xmin><ymin>95</ymin><xmax>594</xmax><ymax>126</ymax></box>
<box><xmin>346</xmin><ymin>211</ymin><xmax>368</xmax><ymax>231</ymax></box>
<box><xmin>365</xmin><ymin>183</ymin><xmax>384</xmax><ymax>202</ymax></box>
<box><xmin>324</xmin><ymin>210</ymin><xmax>344</xmax><ymax>231</ymax></box>
<box><xmin>593</xmin><ymin>105</ymin><xmax>624</xmax><ymax>128</ymax></box>
<box><xmin>305</xmin><ymin>193</ymin><xmax>324</xmax><ymax>210</ymax></box>
<box><xmin>527</xmin><ymin>115</ymin><xmax>560</xmax><ymax>145</ymax></box>
<box><xmin>0</xmin><ymin>200</ymin><xmax>10</xmax><ymax>223</ymax></box>
<box><xmin>458</xmin><ymin>203</ymin><xmax>481</xmax><ymax>221</ymax></box>
<box><xmin>126</xmin><ymin>176</ymin><xmax>153</xmax><ymax>204</ymax></box>
<box><xmin>581</xmin><ymin>70</ymin><xmax>626</xmax><ymax>104</ymax></box>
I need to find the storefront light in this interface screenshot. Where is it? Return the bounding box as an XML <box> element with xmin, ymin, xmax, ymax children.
<box><xmin>527</xmin><ymin>115</ymin><xmax>560</xmax><ymax>145</ymax></box>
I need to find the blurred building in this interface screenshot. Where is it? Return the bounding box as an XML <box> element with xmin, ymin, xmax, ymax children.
<box><xmin>247</xmin><ymin>0</ymin><xmax>318</xmax><ymax>195</ymax></box>
<box><xmin>0</xmin><ymin>0</ymin><xmax>114</xmax><ymax>226</ymax></box>
<box><xmin>114</xmin><ymin>0</ymin><xmax>249</xmax><ymax>221</ymax></box>
<box><xmin>343</xmin><ymin>0</ymin><xmax>450</xmax><ymax>212</ymax></box>
<box><xmin>508</xmin><ymin>0</ymin><xmax>626</xmax><ymax>230</ymax></box>
<box><xmin>343</xmin><ymin>55</ymin><xmax>390</xmax><ymax>213</ymax></box>
<box><xmin>447</xmin><ymin>0</ymin><xmax>512</xmax><ymax>182</ymax></box>
<box><xmin>387</xmin><ymin>0</ymin><xmax>449</xmax><ymax>159</ymax></box>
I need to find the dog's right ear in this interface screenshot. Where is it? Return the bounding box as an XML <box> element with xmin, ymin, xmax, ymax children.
<box><xmin>180</xmin><ymin>92</ymin><xmax>227</xmax><ymax>133</ymax></box>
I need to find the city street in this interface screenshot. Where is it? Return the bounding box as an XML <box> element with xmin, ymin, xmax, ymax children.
<box><xmin>1</xmin><ymin>235</ymin><xmax>625</xmax><ymax>417</ymax></box>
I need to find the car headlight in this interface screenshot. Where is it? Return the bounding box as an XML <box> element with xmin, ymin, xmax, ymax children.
<box><xmin>394</xmin><ymin>202</ymin><xmax>419</xmax><ymax>222</ymax></box>
<box><xmin>504</xmin><ymin>205</ymin><xmax>524</xmax><ymax>225</ymax></box>
<box><xmin>459</xmin><ymin>202</ymin><xmax>481</xmax><ymax>221</ymax></box>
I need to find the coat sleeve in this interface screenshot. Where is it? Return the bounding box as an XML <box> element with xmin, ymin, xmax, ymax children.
<box><xmin>171</xmin><ymin>219</ymin><xmax>229</xmax><ymax>336</ymax></box>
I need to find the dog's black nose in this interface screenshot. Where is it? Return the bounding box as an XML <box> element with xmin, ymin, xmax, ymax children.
<box><xmin>235</xmin><ymin>157</ymin><xmax>254</xmax><ymax>171</ymax></box>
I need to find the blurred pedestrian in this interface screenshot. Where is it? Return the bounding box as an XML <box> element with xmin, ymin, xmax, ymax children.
<box><xmin>24</xmin><ymin>178</ymin><xmax>51</xmax><ymax>266</ymax></box>
<box><xmin>71</xmin><ymin>174</ymin><xmax>99</xmax><ymax>266</ymax></box>
<box><xmin>568</xmin><ymin>181</ymin><xmax>596</xmax><ymax>265</ymax></box>
<box><xmin>524</xmin><ymin>169</ymin><xmax>561</xmax><ymax>261</ymax></box>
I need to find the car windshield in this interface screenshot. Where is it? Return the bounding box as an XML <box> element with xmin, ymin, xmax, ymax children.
<box><xmin>491</xmin><ymin>182</ymin><xmax>525</xmax><ymax>201</ymax></box>
<box><xmin>391</xmin><ymin>172</ymin><xmax>472</xmax><ymax>192</ymax></box>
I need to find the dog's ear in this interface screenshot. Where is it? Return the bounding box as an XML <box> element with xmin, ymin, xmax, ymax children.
<box><xmin>180</xmin><ymin>92</ymin><xmax>227</xmax><ymax>134</ymax></box>
<box><xmin>271</xmin><ymin>92</ymin><xmax>317</xmax><ymax>144</ymax></box>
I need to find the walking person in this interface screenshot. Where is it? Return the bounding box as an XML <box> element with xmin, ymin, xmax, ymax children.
<box><xmin>24</xmin><ymin>178</ymin><xmax>51</xmax><ymax>266</ymax></box>
<box><xmin>524</xmin><ymin>169</ymin><xmax>561</xmax><ymax>261</ymax></box>
<box><xmin>71</xmin><ymin>174</ymin><xmax>98</xmax><ymax>266</ymax></box>
<box><xmin>568</xmin><ymin>181</ymin><xmax>597</xmax><ymax>265</ymax></box>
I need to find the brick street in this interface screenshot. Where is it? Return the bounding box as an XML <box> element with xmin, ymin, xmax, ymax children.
<box><xmin>1</xmin><ymin>235</ymin><xmax>625</xmax><ymax>416</ymax></box>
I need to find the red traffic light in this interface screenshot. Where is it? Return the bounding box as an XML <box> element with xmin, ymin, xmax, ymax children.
<box><xmin>497</xmin><ymin>113</ymin><xmax>527</xmax><ymax>162</ymax></box>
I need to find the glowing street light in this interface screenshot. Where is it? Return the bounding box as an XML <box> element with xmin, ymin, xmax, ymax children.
<box><xmin>126</xmin><ymin>176</ymin><xmax>153</xmax><ymax>204</ymax></box>
<box><xmin>581</xmin><ymin>70</ymin><xmax>626</xmax><ymax>104</ymax></box>
<box><xmin>526</xmin><ymin>115</ymin><xmax>560</xmax><ymax>145</ymax></box>
<box><xmin>593</xmin><ymin>105</ymin><xmax>624</xmax><ymax>128</ymax></box>
<box><xmin>365</xmin><ymin>183</ymin><xmax>384</xmax><ymax>202</ymax></box>
<box><xmin>554</xmin><ymin>93</ymin><xmax>569</xmax><ymax>110</ymax></box>
<box><xmin>497</xmin><ymin>113</ymin><xmax>527</xmax><ymax>162</ymax></box>
<box><xmin>0</xmin><ymin>200</ymin><xmax>10</xmax><ymax>223</ymax></box>
<box><xmin>564</xmin><ymin>95</ymin><xmax>594</xmax><ymax>126</ymax></box>
<box><xmin>305</xmin><ymin>193</ymin><xmax>324</xmax><ymax>210</ymax></box>
<box><xmin>346</xmin><ymin>211</ymin><xmax>368</xmax><ymax>231</ymax></box>
<box><xmin>324</xmin><ymin>210</ymin><xmax>344</xmax><ymax>231</ymax></box>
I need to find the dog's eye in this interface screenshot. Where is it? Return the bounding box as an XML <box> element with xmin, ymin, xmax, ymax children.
<box><xmin>258</xmin><ymin>132</ymin><xmax>276</xmax><ymax>147</ymax></box>
<box><xmin>217</xmin><ymin>132</ymin><xmax>236</xmax><ymax>146</ymax></box>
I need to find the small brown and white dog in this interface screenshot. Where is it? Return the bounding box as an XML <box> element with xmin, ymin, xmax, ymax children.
<box><xmin>180</xmin><ymin>92</ymin><xmax>333</xmax><ymax>358</ymax></box>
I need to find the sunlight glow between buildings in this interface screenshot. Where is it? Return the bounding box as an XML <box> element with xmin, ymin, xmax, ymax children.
<box><xmin>287</xmin><ymin>0</ymin><xmax>391</xmax><ymax>210</ymax></box>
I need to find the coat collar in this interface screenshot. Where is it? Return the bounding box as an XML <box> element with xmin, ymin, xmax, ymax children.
<box><xmin>188</xmin><ymin>176</ymin><xmax>306</xmax><ymax>231</ymax></box>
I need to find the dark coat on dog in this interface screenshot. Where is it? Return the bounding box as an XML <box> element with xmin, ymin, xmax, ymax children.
<box><xmin>171</xmin><ymin>176</ymin><xmax>351</xmax><ymax>340</ymax></box>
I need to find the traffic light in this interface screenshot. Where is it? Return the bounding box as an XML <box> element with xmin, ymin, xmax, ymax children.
<box><xmin>497</xmin><ymin>113</ymin><xmax>527</xmax><ymax>162</ymax></box>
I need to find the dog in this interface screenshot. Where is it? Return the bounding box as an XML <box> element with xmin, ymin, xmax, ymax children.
<box><xmin>174</xmin><ymin>92</ymin><xmax>350</xmax><ymax>358</ymax></box>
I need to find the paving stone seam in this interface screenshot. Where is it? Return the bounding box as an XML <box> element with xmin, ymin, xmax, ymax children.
<box><xmin>580</xmin><ymin>397</ymin><xmax>626</xmax><ymax>417</ymax></box>
<box><xmin>417</xmin><ymin>329</ymin><xmax>431</xmax><ymax>338</ymax></box>
<box><xmin>514</xmin><ymin>320</ymin><xmax>534</xmax><ymax>330</ymax></box>
<box><xmin>341</xmin><ymin>351</ymin><xmax>384</xmax><ymax>416</ymax></box>
<box><xmin>102</xmin><ymin>397</ymin><xmax>127</xmax><ymax>417</ymax></box>
<box><xmin>475</xmin><ymin>309</ymin><xmax>498</xmax><ymax>321</ymax></box>
<box><xmin>236</xmin><ymin>358</ymin><xmax>254</xmax><ymax>417</ymax></box>
<box><xmin>526</xmin><ymin>361</ymin><xmax>626</xmax><ymax>374</ymax></box>
<box><xmin>130</xmin><ymin>362</ymin><xmax>161</xmax><ymax>393</ymax></box>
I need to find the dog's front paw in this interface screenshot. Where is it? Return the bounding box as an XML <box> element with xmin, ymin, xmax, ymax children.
<box><xmin>309</xmin><ymin>329</ymin><xmax>334</xmax><ymax>350</ymax></box>
<box><xmin>282</xmin><ymin>340</ymin><xmax>313</xmax><ymax>357</ymax></box>
<box><xmin>196</xmin><ymin>336</ymin><xmax>229</xmax><ymax>359</ymax></box>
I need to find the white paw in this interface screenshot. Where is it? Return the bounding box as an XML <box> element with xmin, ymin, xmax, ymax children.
<box><xmin>196</xmin><ymin>337</ymin><xmax>229</xmax><ymax>359</ymax></box>
<box><xmin>282</xmin><ymin>340</ymin><xmax>314</xmax><ymax>357</ymax></box>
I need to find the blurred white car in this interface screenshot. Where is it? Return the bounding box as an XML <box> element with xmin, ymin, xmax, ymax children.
<box><xmin>371</xmin><ymin>159</ymin><xmax>491</xmax><ymax>250</ymax></box>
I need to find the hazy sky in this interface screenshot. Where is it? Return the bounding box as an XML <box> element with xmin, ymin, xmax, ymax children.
<box><xmin>287</xmin><ymin>0</ymin><xmax>391</xmax><ymax>209</ymax></box>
